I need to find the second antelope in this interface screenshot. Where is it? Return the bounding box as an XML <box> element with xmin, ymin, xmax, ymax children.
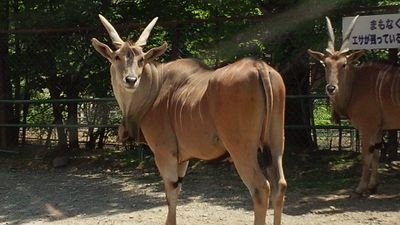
<box><xmin>92</xmin><ymin>15</ymin><xmax>287</xmax><ymax>225</ymax></box>
<box><xmin>308</xmin><ymin>15</ymin><xmax>400</xmax><ymax>196</ymax></box>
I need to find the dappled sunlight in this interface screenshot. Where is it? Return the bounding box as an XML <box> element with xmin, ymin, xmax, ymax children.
<box><xmin>285</xmin><ymin>183</ymin><xmax>400</xmax><ymax>216</ymax></box>
<box><xmin>1</xmin><ymin>155</ymin><xmax>399</xmax><ymax>224</ymax></box>
<box><xmin>0</xmin><ymin>170</ymin><xmax>167</xmax><ymax>224</ymax></box>
<box><xmin>212</xmin><ymin>1</ymin><xmax>349</xmax><ymax>59</ymax></box>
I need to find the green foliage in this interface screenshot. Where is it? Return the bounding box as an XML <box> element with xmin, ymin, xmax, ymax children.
<box><xmin>7</xmin><ymin>0</ymin><xmax>398</xmax><ymax>98</ymax></box>
<box><xmin>2</xmin><ymin>0</ymin><xmax>399</xmax><ymax>150</ymax></box>
<box><xmin>313</xmin><ymin>99</ymin><xmax>332</xmax><ymax>126</ymax></box>
<box><xmin>26</xmin><ymin>90</ymin><xmax>53</xmax><ymax>125</ymax></box>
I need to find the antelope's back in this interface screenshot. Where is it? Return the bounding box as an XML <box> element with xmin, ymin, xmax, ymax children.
<box><xmin>351</xmin><ymin>63</ymin><xmax>400</xmax><ymax>129</ymax></box>
<box><xmin>206</xmin><ymin>58</ymin><xmax>285</xmax><ymax>142</ymax></box>
<box><xmin>145</xmin><ymin>58</ymin><xmax>284</xmax><ymax>160</ymax></box>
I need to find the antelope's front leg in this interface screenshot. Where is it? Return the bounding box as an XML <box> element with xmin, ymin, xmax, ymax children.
<box><xmin>368</xmin><ymin>144</ymin><xmax>381</xmax><ymax>194</ymax></box>
<box><xmin>355</xmin><ymin>145</ymin><xmax>373</xmax><ymax>195</ymax></box>
<box><xmin>154</xmin><ymin>152</ymin><xmax>188</xmax><ymax>225</ymax></box>
<box><xmin>355</xmin><ymin>130</ymin><xmax>381</xmax><ymax>196</ymax></box>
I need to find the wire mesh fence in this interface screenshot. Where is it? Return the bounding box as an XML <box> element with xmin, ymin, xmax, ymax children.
<box><xmin>0</xmin><ymin>17</ymin><xmax>398</xmax><ymax>155</ymax></box>
<box><xmin>0</xmin><ymin>95</ymin><xmax>363</xmax><ymax>153</ymax></box>
<box><xmin>0</xmin><ymin>98</ymin><xmax>120</xmax><ymax>152</ymax></box>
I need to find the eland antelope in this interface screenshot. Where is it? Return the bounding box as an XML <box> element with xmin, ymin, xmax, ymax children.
<box><xmin>92</xmin><ymin>15</ymin><xmax>287</xmax><ymax>225</ymax></box>
<box><xmin>308</xmin><ymin>16</ymin><xmax>400</xmax><ymax>196</ymax></box>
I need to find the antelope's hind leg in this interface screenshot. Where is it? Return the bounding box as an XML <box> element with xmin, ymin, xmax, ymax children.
<box><xmin>230</xmin><ymin>149</ymin><xmax>270</xmax><ymax>225</ymax></box>
<box><xmin>265</xmin><ymin>146</ymin><xmax>286</xmax><ymax>225</ymax></box>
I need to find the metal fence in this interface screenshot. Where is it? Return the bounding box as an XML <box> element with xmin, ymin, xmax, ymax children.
<box><xmin>3</xmin><ymin>13</ymin><xmax>397</xmax><ymax>154</ymax></box>
<box><xmin>286</xmin><ymin>95</ymin><xmax>359</xmax><ymax>152</ymax></box>
<box><xmin>0</xmin><ymin>95</ymin><xmax>361</xmax><ymax>153</ymax></box>
<box><xmin>0</xmin><ymin>98</ymin><xmax>120</xmax><ymax>152</ymax></box>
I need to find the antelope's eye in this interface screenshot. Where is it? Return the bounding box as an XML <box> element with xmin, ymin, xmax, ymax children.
<box><xmin>115</xmin><ymin>55</ymin><xmax>121</xmax><ymax>61</ymax></box>
<box><xmin>137</xmin><ymin>58</ymin><xmax>144</xmax><ymax>66</ymax></box>
<box><xmin>342</xmin><ymin>63</ymin><xmax>346</xmax><ymax>68</ymax></box>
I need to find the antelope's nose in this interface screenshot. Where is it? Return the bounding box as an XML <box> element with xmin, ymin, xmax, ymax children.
<box><xmin>326</xmin><ymin>84</ymin><xmax>336</xmax><ymax>95</ymax></box>
<box><xmin>124</xmin><ymin>76</ymin><xmax>137</xmax><ymax>86</ymax></box>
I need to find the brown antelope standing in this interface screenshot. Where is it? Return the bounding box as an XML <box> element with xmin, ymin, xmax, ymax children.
<box><xmin>92</xmin><ymin>15</ymin><xmax>287</xmax><ymax>225</ymax></box>
<box><xmin>308</xmin><ymin>16</ymin><xmax>400</xmax><ymax>196</ymax></box>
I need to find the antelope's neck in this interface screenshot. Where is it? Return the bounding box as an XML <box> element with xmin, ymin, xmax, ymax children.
<box><xmin>330</xmin><ymin>67</ymin><xmax>355</xmax><ymax>118</ymax></box>
<box><xmin>123</xmin><ymin>63</ymin><xmax>163</xmax><ymax>126</ymax></box>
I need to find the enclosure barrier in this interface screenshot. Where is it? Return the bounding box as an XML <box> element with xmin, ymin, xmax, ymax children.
<box><xmin>0</xmin><ymin>95</ymin><xmax>362</xmax><ymax>153</ymax></box>
<box><xmin>0</xmin><ymin>98</ymin><xmax>118</xmax><ymax>128</ymax></box>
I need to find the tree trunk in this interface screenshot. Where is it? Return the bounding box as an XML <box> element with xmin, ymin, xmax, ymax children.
<box><xmin>21</xmin><ymin>90</ymin><xmax>30</xmax><ymax>146</ymax></box>
<box><xmin>86</xmin><ymin>126</ymin><xmax>96</xmax><ymax>150</ymax></box>
<box><xmin>97</xmin><ymin>104</ymin><xmax>111</xmax><ymax>149</ymax></box>
<box><xmin>169</xmin><ymin>25</ymin><xmax>183</xmax><ymax>60</ymax></box>
<box><xmin>0</xmin><ymin>0</ymin><xmax>17</xmax><ymax>147</ymax></box>
<box><xmin>383</xmin><ymin>49</ymin><xmax>399</xmax><ymax>161</ymax></box>
<box><xmin>385</xmin><ymin>130</ymin><xmax>398</xmax><ymax>161</ymax></box>
<box><xmin>48</xmin><ymin>76</ymin><xmax>67</xmax><ymax>150</ymax></box>
<box><xmin>66</xmin><ymin>73</ymin><xmax>80</xmax><ymax>150</ymax></box>
<box><xmin>67</xmin><ymin>102</ymin><xmax>79</xmax><ymax>150</ymax></box>
<box><xmin>10</xmin><ymin>0</ymin><xmax>22</xmax><ymax>145</ymax></box>
<box><xmin>86</xmin><ymin>104</ymin><xmax>99</xmax><ymax>150</ymax></box>
<box><xmin>282</xmin><ymin>53</ymin><xmax>314</xmax><ymax>152</ymax></box>
<box><xmin>52</xmin><ymin>102</ymin><xmax>67</xmax><ymax>150</ymax></box>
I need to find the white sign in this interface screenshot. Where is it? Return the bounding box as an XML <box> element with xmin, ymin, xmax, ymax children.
<box><xmin>342</xmin><ymin>14</ymin><xmax>400</xmax><ymax>50</ymax></box>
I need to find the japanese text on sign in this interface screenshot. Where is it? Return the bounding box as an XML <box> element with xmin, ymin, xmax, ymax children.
<box><xmin>342</xmin><ymin>14</ymin><xmax>400</xmax><ymax>50</ymax></box>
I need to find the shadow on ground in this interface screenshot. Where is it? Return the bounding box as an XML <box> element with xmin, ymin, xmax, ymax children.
<box><xmin>0</xmin><ymin>149</ymin><xmax>399</xmax><ymax>224</ymax></box>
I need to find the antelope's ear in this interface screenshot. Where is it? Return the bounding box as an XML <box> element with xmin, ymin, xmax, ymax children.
<box><xmin>91</xmin><ymin>38</ymin><xmax>113</xmax><ymax>62</ymax></box>
<box><xmin>144</xmin><ymin>42</ymin><xmax>168</xmax><ymax>62</ymax></box>
<box><xmin>346</xmin><ymin>50</ymin><xmax>365</xmax><ymax>63</ymax></box>
<box><xmin>307</xmin><ymin>49</ymin><xmax>325</xmax><ymax>63</ymax></box>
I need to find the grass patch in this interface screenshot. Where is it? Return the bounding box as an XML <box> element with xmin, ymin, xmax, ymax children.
<box><xmin>284</xmin><ymin>150</ymin><xmax>361</xmax><ymax>193</ymax></box>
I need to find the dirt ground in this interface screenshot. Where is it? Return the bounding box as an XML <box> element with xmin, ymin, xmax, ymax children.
<box><xmin>0</xmin><ymin>153</ymin><xmax>399</xmax><ymax>225</ymax></box>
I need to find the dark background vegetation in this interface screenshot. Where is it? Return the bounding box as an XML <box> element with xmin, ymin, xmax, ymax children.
<box><xmin>0</xmin><ymin>0</ymin><xmax>399</xmax><ymax>162</ymax></box>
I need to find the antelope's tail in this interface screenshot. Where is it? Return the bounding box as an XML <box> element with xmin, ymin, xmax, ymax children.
<box><xmin>256</xmin><ymin>61</ymin><xmax>286</xmax><ymax>165</ymax></box>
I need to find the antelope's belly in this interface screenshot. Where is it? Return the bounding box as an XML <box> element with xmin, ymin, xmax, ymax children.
<box><xmin>174</xmin><ymin>122</ymin><xmax>227</xmax><ymax>162</ymax></box>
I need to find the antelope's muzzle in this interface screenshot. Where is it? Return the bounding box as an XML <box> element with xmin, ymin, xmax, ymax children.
<box><xmin>326</xmin><ymin>84</ymin><xmax>337</xmax><ymax>95</ymax></box>
<box><xmin>124</xmin><ymin>76</ymin><xmax>137</xmax><ymax>87</ymax></box>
